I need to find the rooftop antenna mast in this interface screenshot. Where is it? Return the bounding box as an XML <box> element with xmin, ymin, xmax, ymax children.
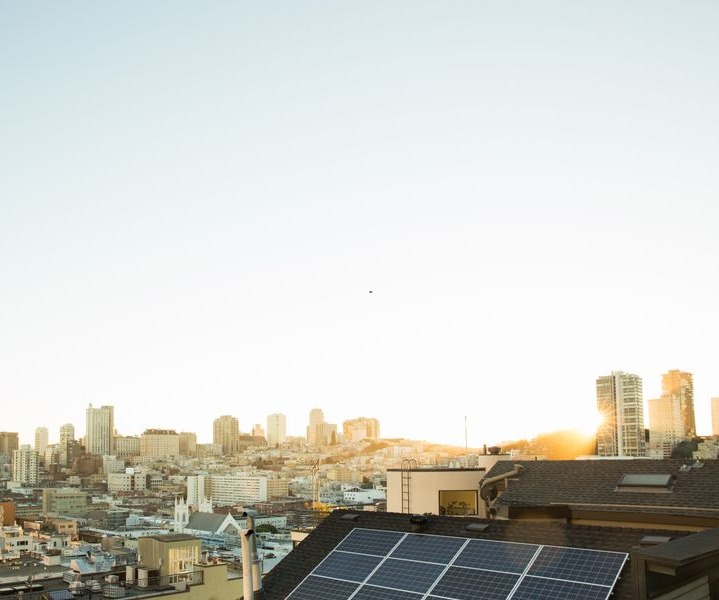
<box><xmin>465</xmin><ymin>416</ymin><xmax>468</xmax><ymax>457</ymax></box>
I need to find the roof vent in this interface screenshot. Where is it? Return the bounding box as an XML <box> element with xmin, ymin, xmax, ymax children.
<box><xmin>693</xmin><ymin>460</ymin><xmax>705</xmax><ymax>469</ymax></box>
<box><xmin>465</xmin><ymin>523</ymin><xmax>490</xmax><ymax>533</ymax></box>
<box><xmin>639</xmin><ymin>535</ymin><xmax>672</xmax><ymax>547</ymax></box>
<box><xmin>409</xmin><ymin>514</ymin><xmax>428</xmax><ymax>532</ymax></box>
<box><xmin>340</xmin><ymin>513</ymin><xmax>360</xmax><ymax>521</ymax></box>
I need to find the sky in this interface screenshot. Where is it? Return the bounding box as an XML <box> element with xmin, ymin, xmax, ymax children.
<box><xmin>2</xmin><ymin>1</ymin><xmax>718</xmax><ymax>449</ymax></box>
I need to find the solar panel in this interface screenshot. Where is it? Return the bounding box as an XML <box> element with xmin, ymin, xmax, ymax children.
<box><xmin>314</xmin><ymin>551</ymin><xmax>383</xmax><ymax>582</ymax></box>
<box><xmin>352</xmin><ymin>585</ymin><xmax>424</xmax><ymax>599</ymax></box>
<box><xmin>286</xmin><ymin>528</ymin><xmax>628</xmax><ymax>600</ymax></box>
<box><xmin>430</xmin><ymin>566</ymin><xmax>519</xmax><ymax>600</ymax></box>
<box><xmin>335</xmin><ymin>528</ymin><xmax>404</xmax><ymax>555</ymax></box>
<box><xmin>286</xmin><ymin>575</ymin><xmax>358</xmax><ymax>600</ymax></box>
<box><xmin>366</xmin><ymin>558</ymin><xmax>446</xmax><ymax>593</ymax></box>
<box><xmin>391</xmin><ymin>533</ymin><xmax>467</xmax><ymax>563</ymax></box>
<box><xmin>529</xmin><ymin>545</ymin><xmax>627</xmax><ymax>587</ymax></box>
<box><xmin>511</xmin><ymin>576</ymin><xmax>614</xmax><ymax>600</ymax></box>
<box><xmin>454</xmin><ymin>538</ymin><xmax>539</xmax><ymax>573</ymax></box>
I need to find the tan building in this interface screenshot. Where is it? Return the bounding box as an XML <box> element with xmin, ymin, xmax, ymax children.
<box><xmin>179</xmin><ymin>432</ymin><xmax>197</xmax><ymax>456</ymax></box>
<box><xmin>115</xmin><ymin>435</ymin><xmax>141</xmax><ymax>457</ymax></box>
<box><xmin>107</xmin><ymin>470</ymin><xmax>149</xmax><ymax>493</ymax></box>
<box><xmin>42</xmin><ymin>488</ymin><xmax>89</xmax><ymax>517</ymax></box>
<box><xmin>648</xmin><ymin>370</ymin><xmax>696</xmax><ymax>457</ymax></box>
<box><xmin>136</xmin><ymin>533</ymin><xmax>243</xmax><ymax>598</ymax></box>
<box><xmin>343</xmin><ymin>417</ymin><xmax>380</xmax><ymax>442</ymax></box>
<box><xmin>140</xmin><ymin>429</ymin><xmax>180</xmax><ymax>457</ymax></box>
<box><xmin>267</xmin><ymin>477</ymin><xmax>290</xmax><ymax>499</ymax></box>
<box><xmin>213</xmin><ymin>415</ymin><xmax>239</xmax><ymax>455</ymax></box>
<box><xmin>386</xmin><ymin>453</ymin><xmax>509</xmax><ymax>516</ymax></box>
<box><xmin>85</xmin><ymin>404</ymin><xmax>115</xmax><ymax>456</ymax></box>
<box><xmin>0</xmin><ymin>502</ymin><xmax>15</xmax><ymax>526</ymax></box>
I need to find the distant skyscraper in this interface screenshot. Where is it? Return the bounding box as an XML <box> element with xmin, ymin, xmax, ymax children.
<box><xmin>60</xmin><ymin>423</ymin><xmax>75</xmax><ymax>444</ymax></box>
<box><xmin>648</xmin><ymin>370</ymin><xmax>695</xmax><ymax>457</ymax></box>
<box><xmin>712</xmin><ymin>398</ymin><xmax>719</xmax><ymax>437</ymax></box>
<box><xmin>596</xmin><ymin>372</ymin><xmax>646</xmax><ymax>457</ymax></box>
<box><xmin>307</xmin><ymin>408</ymin><xmax>325</xmax><ymax>445</ymax></box>
<box><xmin>0</xmin><ymin>432</ymin><xmax>19</xmax><ymax>456</ymax></box>
<box><xmin>266</xmin><ymin>413</ymin><xmax>287</xmax><ymax>446</ymax></box>
<box><xmin>213</xmin><ymin>415</ymin><xmax>239</xmax><ymax>455</ymax></box>
<box><xmin>343</xmin><ymin>417</ymin><xmax>381</xmax><ymax>442</ymax></box>
<box><xmin>12</xmin><ymin>445</ymin><xmax>39</xmax><ymax>485</ymax></box>
<box><xmin>85</xmin><ymin>404</ymin><xmax>115</xmax><ymax>456</ymax></box>
<box><xmin>179</xmin><ymin>432</ymin><xmax>197</xmax><ymax>456</ymax></box>
<box><xmin>35</xmin><ymin>427</ymin><xmax>49</xmax><ymax>456</ymax></box>
<box><xmin>59</xmin><ymin>423</ymin><xmax>77</xmax><ymax>468</ymax></box>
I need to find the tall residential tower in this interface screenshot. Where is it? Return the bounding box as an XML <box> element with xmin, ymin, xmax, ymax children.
<box><xmin>596</xmin><ymin>371</ymin><xmax>646</xmax><ymax>457</ymax></box>
<box><xmin>213</xmin><ymin>415</ymin><xmax>239</xmax><ymax>455</ymax></box>
<box><xmin>85</xmin><ymin>404</ymin><xmax>115</xmax><ymax>456</ymax></box>
<box><xmin>266</xmin><ymin>413</ymin><xmax>287</xmax><ymax>446</ymax></box>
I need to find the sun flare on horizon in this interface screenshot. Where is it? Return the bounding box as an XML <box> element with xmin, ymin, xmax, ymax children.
<box><xmin>573</xmin><ymin>410</ymin><xmax>605</xmax><ymax>437</ymax></box>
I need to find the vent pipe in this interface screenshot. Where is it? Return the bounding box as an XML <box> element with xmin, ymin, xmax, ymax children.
<box><xmin>246</xmin><ymin>514</ymin><xmax>263</xmax><ymax>592</ymax></box>
<box><xmin>480</xmin><ymin>464</ymin><xmax>523</xmax><ymax>491</ymax></box>
<box><xmin>241</xmin><ymin>529</ymin><xmax>254</xmax><ymax>600</ymax></box>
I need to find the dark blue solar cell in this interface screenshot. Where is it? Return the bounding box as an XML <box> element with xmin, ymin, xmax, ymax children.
<box><xmin>352</xmin><ymin>584</ymin><xmax>424</xmax><ymax>600</ymax></box>
<box><xmin>335</xmin><ymin>529</ymin><xmax>405</xmax><ymax>556</ymax></box>
<box><xmin>391</xmin><ymin>533</ymin><xmax>467</xmax><ymax>564</ymax></box>
<box><xmin>529</xmin><ymin>546</ymin><xmax>628</xmax><ymax>586</ymax></box>
<box><xmin>314</xmin><ymin>551</ymin><xmax>383</xmax><ymax>582</ymax></box>
<box><xmin>367</xmin><ymin>558</ymin><xmax>445</xmax><ymax>594</ymax></box>
<box><xmin>286</xmin><ymin>575</ymin><xmax>358</xmax><ymax>600</ymax></box>
<box><xmin>430</xmin><ymin>566</ymin><xmax>520</xmax><ymax>600</ymax></box>
<box><xmin>454</xmin><ymin>538</ymin><xmax>539</xmax><ymax>573</ymax></box>
<box><xmin>511</xmin><ymin>576</ymin><xmax>614</xmax><ymax>600</ymax></box>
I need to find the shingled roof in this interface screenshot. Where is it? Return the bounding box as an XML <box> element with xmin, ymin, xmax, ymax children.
<box><xmin>260</xmin><ymin>509</ymin><xmax>692</xmax><ymax>600</ymax></box>
<box><xmin>483</xmin><ymin>459</ymin><xmax>719</xmax><ymax>521</ymax></box>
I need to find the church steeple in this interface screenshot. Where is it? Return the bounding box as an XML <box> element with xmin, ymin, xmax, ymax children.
<box><xmin>174</xmin><ymin>495</ymin><xmax>189</xmax><ymax>533</ymax></box>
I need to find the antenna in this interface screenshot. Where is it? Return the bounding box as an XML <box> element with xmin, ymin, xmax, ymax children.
<box><xmin>464</xmin><ymin>416</ymin><xmax>468</xmax><ymax>457</ymax></box>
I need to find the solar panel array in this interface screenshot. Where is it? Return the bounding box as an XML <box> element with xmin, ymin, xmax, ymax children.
<box><xmin>286</xmin><ymin>528</ymin><xmax>627</xmax><ymax>600</ymax></box>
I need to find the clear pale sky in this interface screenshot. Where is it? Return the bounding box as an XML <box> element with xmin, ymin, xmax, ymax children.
<box><xmin>2</xmin><ymin>2</ymin><xmax>718</xmax><ymax>448</ymax></box>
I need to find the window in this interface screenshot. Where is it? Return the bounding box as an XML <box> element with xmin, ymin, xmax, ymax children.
<box><xmin>438</xmin><ymin>490</ymin><xmax>478</xmax><ymax>516</ymax></box>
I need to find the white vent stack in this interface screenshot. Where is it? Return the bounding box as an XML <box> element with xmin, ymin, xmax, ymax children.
<box><xmin>241</xmin><ymin>529</ymin><xmax>255</xmax><ymax>600</ymax></box>
<box><xmin>246</xmin><ymin>514</ymin><xmax>263</xmax><ymax>592</ymax></box>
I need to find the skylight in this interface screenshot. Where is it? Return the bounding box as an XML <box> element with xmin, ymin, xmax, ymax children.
<box><xmin>615</xmin><ymin>473</ymin><xmax>675</xmax><ymax>493</ymax></box>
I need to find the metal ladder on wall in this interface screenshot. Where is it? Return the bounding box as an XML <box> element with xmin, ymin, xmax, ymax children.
<box><xmin>401</xmin><ymin>458</ymin><xmax>417</xmax><ymax>513</ymax></box>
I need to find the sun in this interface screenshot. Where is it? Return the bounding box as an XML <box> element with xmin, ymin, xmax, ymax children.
<box><xmin>573</xmin><ymin>410</ymin><xmax>605</xmax><ymax>437</ymax></box>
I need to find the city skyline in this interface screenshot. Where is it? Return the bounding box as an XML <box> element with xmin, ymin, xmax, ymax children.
<box><xmin>3</xmin><ymin>372</ymin><xmax>718</xmax><ymax>449</ymax></box>
<box><xmin>2</xmin><ymin>2</ymin><xmax>719</xmax><ymax>449</ymax></box>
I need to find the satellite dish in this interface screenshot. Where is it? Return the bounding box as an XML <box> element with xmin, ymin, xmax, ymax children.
<box><xmin>480</xmin><ymin>484</ymin><xmax>498</xmax><ymax>502</ymax></box>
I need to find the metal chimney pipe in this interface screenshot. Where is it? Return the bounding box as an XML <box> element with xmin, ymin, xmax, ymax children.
<box><xmin>246</xmin><ymin>514</ymin><xmax>263</xmax><ymax>592</ymax></box>
<box><xmin>241</xmin><ymin>529</ymin><xmax>254</xmax><ymax>600</ymax></box>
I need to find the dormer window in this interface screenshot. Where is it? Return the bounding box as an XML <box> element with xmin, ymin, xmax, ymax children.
<box><xmin>615</xmin><ymin>473</ymin><xmax>675</xmax><ymax>493</ymax></box>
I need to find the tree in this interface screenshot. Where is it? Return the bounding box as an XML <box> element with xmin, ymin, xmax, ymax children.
<box><xmin>255</xmin><ymin>523</ymin><xmax>278</xmax><ymax>534</ymax></box>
